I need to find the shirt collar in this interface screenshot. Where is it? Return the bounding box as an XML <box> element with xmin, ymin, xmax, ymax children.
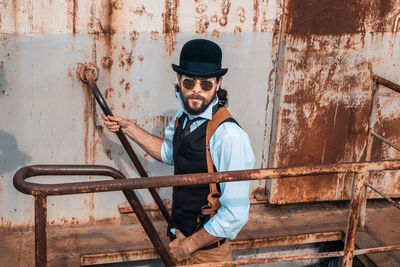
<box><xmin>176</xmin><ymin>92</ymin><xmax>219</xmax><ymax>120</ymax></box>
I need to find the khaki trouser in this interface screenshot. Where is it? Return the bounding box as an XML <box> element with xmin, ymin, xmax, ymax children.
<box><xmin>180</xmin><ymin>240</ymin><xmax>232</xmax><ymax>265</ymax></box>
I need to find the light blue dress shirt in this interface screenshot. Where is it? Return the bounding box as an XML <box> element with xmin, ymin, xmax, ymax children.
<box><xmin>161</xmin><ymin>93</ymin><xmax>255</xmax><ymax>239</ymax></box>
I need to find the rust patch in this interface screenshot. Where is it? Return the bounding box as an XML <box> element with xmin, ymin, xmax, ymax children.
<box><xmin>252</xmin><ymin>0</ymin><xmax>260</xmax><ymax>32</ymax></box>
<box><xmin>211</xmin><ymin>15</ymin><xmax>218</xmax><ymax>23</ymax></box>
<box><xmin>219</xmin><ymin>0</ymin><xmax>231</xmax><ymax>27</ymax></box>
<box><xmin>196</xmin><ymin>3</ymin><xmax>207</xmax><ymax>14</ymax></box>
<box><xmin>162</xmin><ymin>0</ymin><xmax>180</xmax><ymax>56</ymax></box>
<box><xmin>237</xmin><ymin>7</ymin><xmax>245</xmax><ymax>23</ymax></box>
<box><xmin>104</xmin><ymin>88</ymin><xmax>114</xmax><ymax>99</ymax></box>
<box><xmin>118</xmin><ymin>46</ymin><xmax>134</xmax><ymax>70</ymax></box>
<box><xmin>286</xmin><ymin>0</ymin><xmax>396</xmax><ymax>35</ymax></box>
<box><xmin>124</xmin><ymin>82</ymin><xmax>130</xmax><ymax>92</ymax></box>
<box><xmin>234</xmin><ymin>26</ymin><xmax>242</xmax><ymax>34</ymax></box>
<box><xmin>150</xmin><ymin>31</ymin><xmax>160</xmax><ymax>41</ymax></box>
<box><xmin>105</xmin><ymin>149</ymin><xmax>112</xmax><ymax>160</ymax></box>
<box><xmin>212</xmin><ymin>30</ymin><xmax>220</xmax><ymax>38</ymax></box>
<box><xmin>196</xmin><ymin>15</ymin><xmax>210</xmax><ymax>34</ymax></box>
<box><xmin>131</xmin><ymin>4</ymin><xmax>152</xmax><ymax>17</ymax></box>
<box><xmin>138</xmin><ymin>55</ymin><xmax>144</xmax><ymax>61</ymax></box>
<box><xmin>251</xmin><ymin>187</ymin><xmax>267</xmax><ymax>201</ymax></box>
<box><xmin>72</xmin><ymin>0</ymin><xmax>77</xmax><ymax>34</ymax></box>
<box><xmin>101</xmin><ymin>56</ymin><xmax>113</xmax><ymax>70</ymax></box>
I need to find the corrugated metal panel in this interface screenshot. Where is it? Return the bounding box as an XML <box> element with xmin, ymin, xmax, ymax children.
<box><xmin>0</xmin><ymin>0</ymin><xmax>281</xmax><ymax>227</ymax></box>
<box><xmin>267</xmin><ymin>0</ymin><xmax>400</xmax><ymax>203</ymax></box>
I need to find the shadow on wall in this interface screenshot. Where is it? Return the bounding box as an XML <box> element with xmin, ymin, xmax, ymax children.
<box><xmin>0</xmin><ymin>130</ymin><xmax>32</xmax><ymax>175</ymax></box>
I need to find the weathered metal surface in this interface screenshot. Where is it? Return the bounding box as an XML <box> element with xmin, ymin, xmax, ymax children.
<box><xmin>365</xmin><ymin>183</ymin><xmax>400</xmax><ymax>209</ymax></box>
<box><xmin>81</xmin><ymin>231</ymin><xmax>343</xmax><ymax>265</ymax></box>
<box><xmin>34</xmin><ymin>194</ymin><xmax>47</xmax><ymax>267</ymax></box>
<box><xmin>267</xmin><ymin>0</ymin><xmax>400</xmax><ymax>203</ymax></box>
<box><xmin>0</xmin><ymin>0</ymin><xmax>280</xmax><ymax>228</ymax></box>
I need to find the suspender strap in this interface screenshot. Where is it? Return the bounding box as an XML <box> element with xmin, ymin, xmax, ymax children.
<box><xmin>203</xmin><ymin>107</ymin><xmax>233</xmax><ymax>217</ymax></box>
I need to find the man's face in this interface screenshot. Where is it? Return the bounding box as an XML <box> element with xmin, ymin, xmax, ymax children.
<box><xmin>178</xmin><ymin>74</ymin><xmax>222</xmax><ymax>115</ymax></box>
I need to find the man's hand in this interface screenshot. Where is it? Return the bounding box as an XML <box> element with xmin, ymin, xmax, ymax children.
<box><xmin>169</xmin><ymin>230</ymin><xmax>191</xmax><ymax>262</ymax></box>
<box><xmin>102</xmin><ymin>114</ymin><xmax>131</xmax><ymax>133</ymax></box>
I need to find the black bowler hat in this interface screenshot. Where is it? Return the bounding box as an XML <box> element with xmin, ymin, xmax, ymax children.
<box><xmin>172</xmin><ymin>39</ymin><xmax>228</xmax><ymax>78</ymax></box>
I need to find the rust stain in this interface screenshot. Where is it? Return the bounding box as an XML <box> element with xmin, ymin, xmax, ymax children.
<box><xmin>251</xmin><ymin>187</ymin><xmax>267</xmax><ymax>201</ymax></box>
<box><xmin>252</xmin><ymin>0</ymin><xmax>260</xmax><ymax>32</ymax></box>
<box><xmin>237</xmin><ymin>7</ymin><xmax>245</xmax><ymax>23</ymax></box>
<box><xmin>124</xmin><ymin>82</ymin><xmax>130</xmax><ymax>92</ymax></box>
<box><xmin>118</xmin><ymin>46</ymin><xmax>134</xmax><ymax>70</ymax></box>
<box><xmin>211</xmin><ymin>15</ymin><xmax>218</xmax><ymax>23</ymax></box>
<box><xmin>104</xmin><ymin>88</ymin><xmax>114</xmax><ymax>99</ymax></box>
<box><xmin>212</xmin><ymin>29</ymin><xmax>220</xmax><ymax>37</ymax></box>
<box><xmin>131</xmin><ymin>4</ymin><xmax>153</xmax><ymax>17</ymax></box>
<box><xmin>219</xmin><ymin>0</ymin><xmax>231</xmax><ymax>27</ymax></box>
<box><xmin>105</xmin><ymin>149</ymin><xmax>112</xmax><ymax>160</ymax></box>
<box><xmin>196</xmin><ymin>15</ymin><xmax>210</xmax><ymax>34</ymax></box>
<box><xmin>286</xmin><ymin>0</ymin><xmax>396</xmax><ymax>35</ymax></box>
<box><xmin>101</xmin><ymin>56</ymin><xmax>113</xmax><ymax>70</ymax></box>
<box><xmin>72</xmin><ymin>0</ymin><xmax>77</xmax><ymax>34</ymax></box>
<box><xmin>138</xmin><ymin>55</ymin><xmax>144</xmax><ymax>61</ymax></box>
<box><xmin>150</xmin><ymin>31</ymin><xmax>160</xmax><ymax>40</ymax></box>
<box><xmin>234</xmin><ymin>26</ymin><xmax>242</xmax><ymax>34</ymax></box>
<box><xmin>162</xmin><ymin>0</ymin><xmax>180</xmax><ymax>56</ymax></box>
<box><xmin>196</xmin><ymin>3</ymin><xmax>207</xmax><ymax>14</ymax></box>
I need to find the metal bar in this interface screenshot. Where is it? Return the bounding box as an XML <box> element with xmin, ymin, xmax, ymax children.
<box><xmin>13</xmin><ymin>160</ymin><xmax>400</xmax><ymax>196</ymax></box>
<box><xmin>342</xmin><ymin>172</ymin><xmax>367</xmax><ymax>267</ymax></box>
<box><xmin>374</xmin><ymin>75</ymin><xmax>400</xmax><ymax>93</ymax></box>
<box><xmin>182</xmin><ymin>251</ymin><xmax>345</xmax><ymax>267</ymax></box>
<box><xmin>365</xmin><ymin>183</ymin><xmax>400</xmax><ymax>210</ymax></box>
<box><xmin>34</xmin><ymin>194</ymin><xmax>47</xmax><ymax>267</ymax></box>
<box><xmin>354</xmin><ymin>245</ymin><xmax>400</xmax><ymax>255</ymax></box>
<box><xmin>359</xmin><ymin>185</ymin><xmax>367</xmax><ymax>230</ymax></box>
<box><xmin>86</xmin><ymin>78</ymin><xmax>170</xmax><ymax>223</ymax></box>
<box><xmin>231</xmin><ymin>231</ymin><xmax>344</xmax><ymax>251</ymax></box>
<box><xmin>81</xmin><ymin>231</ymin><xmax>344</xmax><ymax>265</ymax></box>
<box><xmin>23</xmin><ymin>166</ymin><xmax>175</xmax><ymax>267</ymax></box>
<box><xmin>371</xmin><ymin>131</ymin><xmax>400</xmax><ymax>152</ymax></box>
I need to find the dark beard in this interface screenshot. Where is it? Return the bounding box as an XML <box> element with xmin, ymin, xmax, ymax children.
<box><xmin>181</xmin><ymin>91</ymin><xmax>216</xmax><ymax>115</ymax></box>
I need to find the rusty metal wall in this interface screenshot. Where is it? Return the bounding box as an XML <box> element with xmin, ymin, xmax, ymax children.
<box><xmin>0</xmin><ymin>0</ymin><xmax>281</xmax><ymax>227</ymax></box>
<box><xmin>267</xmin><ymin>0</ymin><xmax>400</xmax><ymax>203</ymax></box>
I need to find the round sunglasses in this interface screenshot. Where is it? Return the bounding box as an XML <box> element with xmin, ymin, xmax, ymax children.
<box><xmin>182</xmin><ymin>77</ymin><xmax>216</xmax><ymax>91</ymax></box>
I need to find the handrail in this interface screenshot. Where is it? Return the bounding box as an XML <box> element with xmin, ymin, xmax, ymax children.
<box><xmin>13</xmin><ymin>160</ymin><xmax>400</xmax><ymax>267</ymax></box>
<box><xmin>14</xmin><ymin>160</ymin><xmax>400</xmax><ymax>196</ymax></box>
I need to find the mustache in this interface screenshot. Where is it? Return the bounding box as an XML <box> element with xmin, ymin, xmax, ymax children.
<box><xmin>187</xmin><ymin>94</ymin><xmax>205</xmax><ymax>100</ymax></box>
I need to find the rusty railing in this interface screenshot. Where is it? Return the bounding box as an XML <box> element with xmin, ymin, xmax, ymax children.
<box><xmin>14</xmin><ymin>160</ymin><xmax>400</xmax><ymax>266</ymax></box>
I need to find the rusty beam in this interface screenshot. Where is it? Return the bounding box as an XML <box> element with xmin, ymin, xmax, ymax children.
<box><xmin>371</xmin><ymin>131</ymin><xmax>400</xmax><ymax>152</ymax></box>
<box><xmin>183</xmin><ymin>251</ymin><xmax>345</xmax><ymax>267</ymax></box>
<box><xmin>232</xmin><ymin>231</ymin><xmax>344</xmax><ymax>251</ymax></box>
<box><xmin>365</xmin><ymin>183</ymin><xmax>400</xmax><ymax>210</ymax></box>
<box><xmin>354</xmin><ymin>245</ymin><xmax>400</xmax><ymax>255</ymax></box>
<box><xmin>343</xmin><ymin>172</ymin><xmax>367</xmax><ymax>266</ymax></box>
<box><xmin>80</xmin><ymin>66</ymin><xmax>170</xmax><ymax>223</ymax></box>
<box><xmin>14</xmin><ymin>160</ymin><xmax>400</xmax><ymax>196</ymax></box>
<box><xmin>81</xmin><ymin>231</ymin><xmax>344</xmax><ymax>265</ymax></box>
<box><xmin>374</xmin><ymin>75</ymin><xmax>400</xmax><ymax>94</ymax></box>
<box><xmin>34</xmin><ymin>194</ymin><xmax>47</xmax><ymax>267</ymax></box>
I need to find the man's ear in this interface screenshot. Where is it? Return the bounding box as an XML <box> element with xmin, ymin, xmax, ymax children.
<box><xmin>216</xmin><ymin>77</ymin><xmax>222</xmax><ymax>91</ymax></box>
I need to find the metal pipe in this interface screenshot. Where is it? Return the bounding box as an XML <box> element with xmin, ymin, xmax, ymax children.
<box><xmin>374</xmin><ymin>75</ymin><xmax>400</xmax><ymax>93</ymax></box>
<box><xmin>182</xmin><ymin>251</ymin><xmax>345</xmax><ymax>267</ymax></box>
<box><xmin>371</xmin><ymin>131</ymin><xmax>400</xmax><ymax>152</ymax></box>
<box><xmin>14</xmin><ymin>160</ymin><xmax>400</xmax><ymax>196</ymax></box>
<box><xmin>354</xmin><ymin>245</ymin><xmax>400</xmax><ymax>255</ymax></box>
<box><xmin>20</xmin><ymin>166</ymin><xmax>175</xmax><ymax>267</ymax></box>
<box><xmin>365</xmin><ymin>183</ymin><xmax>400</xmax><ymax>210</ymax></box>
<box><xmin>342</xmin><ymin>172</ymin><xmax>367</xmax><ymax>267</ymax></box>
<box><xmin>83</xmin><ymin>70</ymin><xmax>170</xmax><ymax>223</ymax></box>
<box><xmin>34</xmin><ymin>194</ymin><xmax>47</xmax><ymax>267</ymax></box>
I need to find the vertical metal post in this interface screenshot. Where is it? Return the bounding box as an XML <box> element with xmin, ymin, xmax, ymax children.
<box><xmin>34</xmin><ymin>194</ymin><xmax>47</xmax><ymax>267</ymax></box>
<box><xmin>342</xmin><ymin>172</ymin><xmax>367</xmax><ymax>266</ymax></box>
<box><xmin>358</xmin><ymin>185</ymin><xmax>367</xmax><ymax>230</ymax></box>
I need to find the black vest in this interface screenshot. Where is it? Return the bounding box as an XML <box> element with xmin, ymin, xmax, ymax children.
<box><xmin>168</xmin><ymin>108</ymin><xmax>237</xmax><ymax>237</ymax></box>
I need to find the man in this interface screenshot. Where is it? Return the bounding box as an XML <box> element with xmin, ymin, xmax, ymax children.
<box><xmin>103</xmin><ymin>39</ymin><xmax>254</xmax><ymax>264</ymax></box>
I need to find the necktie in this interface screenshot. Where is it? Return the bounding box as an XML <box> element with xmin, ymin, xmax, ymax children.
<box><xmin>181</xmin><ymin>117</ymin><xmax>201</xmax><ymax>140</ymax></box>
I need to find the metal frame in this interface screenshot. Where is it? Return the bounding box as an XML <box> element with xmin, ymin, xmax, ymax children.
<box><xmin>359</xmin><ymin>75</ymin><xmax>400</xmax><ymax>229</ymax></box>
<box><xmin>13</xmin><ymin>160</ymin><xmax>400</xmax><ymax>266</ymax></box>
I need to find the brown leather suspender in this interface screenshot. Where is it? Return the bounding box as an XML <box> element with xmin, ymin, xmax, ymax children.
<box><xmin>174</xmin><ymin>107</ymin><xmax>233</xmax><ymax>218</ymax></box>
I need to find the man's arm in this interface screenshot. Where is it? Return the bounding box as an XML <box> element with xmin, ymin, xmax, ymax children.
<box><xmin>102</xmin><ymin>114</ymin><xmax>163</xmax><ymax>161</ymax></box>
<box><xmin>169</xmin><ymin>228</ymin><xmax>223</xmax><ymax>262</ymax></box>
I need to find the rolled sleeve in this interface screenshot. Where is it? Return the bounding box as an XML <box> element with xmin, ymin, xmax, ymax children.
<box><xmin>203</xmin><ymin>123</ymin><xmax>255</xmax><ymax>239</ymax></box>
